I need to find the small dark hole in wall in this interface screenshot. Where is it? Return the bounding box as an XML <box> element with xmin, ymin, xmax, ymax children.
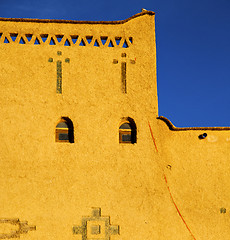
<box><xmin>94</xmin><ymin>39</ymin><xmax>99</xmax><ymax>47</ymax></box>
<box><xmin>56</xmin><ymin>35</ymin><xmax>64</xmax><ymax>43</ymax></box>
<box><xmin>198</xmin><ymin>133</ymin><xmax>207</xmax><ymax>139</ymax></box>
<box><xmin>115</xmin><ymin>37</ymin><xmax>121</xmax><ymax>46</ymax></box>
<box><xmin>100</xmin><ymin>36</ymin><xmax>108</xmax><ymax>45</ymax></box>
<box><xmin>86</xmin><ymin>36</ymin><xmax>93</xmax><ymax>44</ymax></box>
<box><xmin>64</xmin><ymin>39</ymin><xmax>70</xmax><ymax>46</ymax></box>
<box><xmin>19</xmin><ymin>37</ymin><xmax>25</xmax><ymax>44</ymax></box>
<box><xmin>79</xmin><ymin>39</ymin><xmax>86</xmax><ymax>46</ymax></box>
<box><xmin>26</xmin><ymin>34</ymin><xmax>33</xmax><ymax>42</ymax></box>
<box><xmin>49</xmin><ymin>37</ymin><xmax>55</xmax><ymax>45</ymax></box>
<box><xmin>4</xmin><ymin>37</ymin><xmax>10</xmax><ymax>43</ymax></box>
<box><xmin>108</xmin><ymin>40</ymin><xmax>114</xmax><ymax>47</ymax></box>
<box><xmin>34</xmin><ymin>38</ymin><xmax>40</xmax><ymax>45</ymax></box>
<box><xmin>10</xmin><ymin>33</ymin><xmax>18</xmax><ymax>42</ymax></box>
<box><xmin>71</xmin><ymin>35</ymin><xmax>78</xmax><ymax>44</ymax></box>
<box><xmin>123</xmin><ymin>40</ymin><xmax>128</xmax><ymax>48</ymax></box>
<box><xmin>41</xmin><ymin>34</ymin><xmax>48</xmax><ymax>43</ymax></box>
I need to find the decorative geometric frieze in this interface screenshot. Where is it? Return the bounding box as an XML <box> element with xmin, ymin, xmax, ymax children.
<box><xmin>0</xmin><ymin>33</ymin><xmax>133</xmax><ymax>48</ymax></box>
<box><xmin>0</xmin><ymin>218</ymin><xmax>36</xmax><ymax>239</ymax></box>
<box><xmin>73</xmin><ymin>208</ymin><xmax>119</xmax><ymax>240</ymax></box>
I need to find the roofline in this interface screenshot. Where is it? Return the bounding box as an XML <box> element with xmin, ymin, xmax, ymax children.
<box><xmin>157</xmin><ymin>116</ymin><xmax>230</xmax><ymax>131</ymax></box>
<box><xmin>0</xmin><ymin>11</ymin><xmax>155</xmax><ymax>25</ymax></box>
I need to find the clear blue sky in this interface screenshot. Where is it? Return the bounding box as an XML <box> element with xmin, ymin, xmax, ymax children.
<box><xmin>1</xmin><ymin>0</ymin><xmax>230</xmax><ymax>127</ymax></box>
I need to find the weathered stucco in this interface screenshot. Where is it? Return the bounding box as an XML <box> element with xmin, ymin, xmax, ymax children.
<box><xmin>0</xmin><ymin>11</ymin><xmax>229</xmax><ymax>240</ymax></box>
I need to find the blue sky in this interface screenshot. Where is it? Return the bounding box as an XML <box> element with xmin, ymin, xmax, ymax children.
<box><xmin>1</xmin><ymin>0</ymin><xmax>230</xmax><ymax>127</ymax></box>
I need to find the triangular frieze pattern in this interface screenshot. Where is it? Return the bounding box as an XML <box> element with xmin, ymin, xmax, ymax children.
<box><xmin>0</xmin><ymin>33</ymin><xmax>133</xmax><ymax>48</ymax></box>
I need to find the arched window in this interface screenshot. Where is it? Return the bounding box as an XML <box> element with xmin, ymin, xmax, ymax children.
<box><xmin>55</xmin><ymin>117</ymin><xmax>74</xmax><ymax>143</ymax></box>
<box><xmin>119</xmin><ymin>118</ymin><xmax>136</xmax><ymax>144</ymax></box>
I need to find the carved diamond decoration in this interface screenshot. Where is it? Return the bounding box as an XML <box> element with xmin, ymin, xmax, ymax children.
<box><xmin>0</xmin><ymin>218</ymin><xmax>36</xmax><ymax>239</ymax></box>
<box><xmin>73</xmin><ymin>208</ymin><xmax>119</xmax><ymax>240</ymax></box>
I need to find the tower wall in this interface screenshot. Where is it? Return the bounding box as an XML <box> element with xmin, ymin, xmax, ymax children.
<box><xmin>0</xmin><ymin>12</ymin><xmax>160</xmax><ymax>240</ymax></box>
<box><xmin>1</xmin><ymin>11</ymin><xmax>229</xmax><ymax>240</ymax></box>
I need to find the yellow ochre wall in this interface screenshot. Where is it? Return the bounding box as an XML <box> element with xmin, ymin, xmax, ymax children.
<box><xmin>0</xmin><ymin>11</ymin><xmax>229</xmax><ymax>240</ymax></box>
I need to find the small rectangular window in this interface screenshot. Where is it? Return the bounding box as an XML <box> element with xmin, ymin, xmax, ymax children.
<box><xmin>55</xmin><ymin>118</ymin><xmax>74</xmax><ymax>143</ymax></box>
<box><xmin>119</xmin><ymin>120</ymin><xmax>136</xmax><ymax>144</ymax></box>
<box><xmin>59</xmin><ymin>133</ymin><xmax>69</xmax><ymax>141</ymax></box>
<box><xmin>122</xmin><ymin>134</ymin><xmax>131</xmax><ymax>142</ymax></box>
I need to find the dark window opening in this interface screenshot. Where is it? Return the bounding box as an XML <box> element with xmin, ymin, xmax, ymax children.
<box><xmin>55</xmin><ymin>117</ymin><xmax>74</xmax><ymax>143</ymax></box>
<box><xmin>59</xmin><ymin>133</ymin><xmax>69</xmax><ymax>141</ymax></box>
<box><xmin>119</xmin><ymin>118</ymin><xmax>136</xmax><ymax>144</ymax></box>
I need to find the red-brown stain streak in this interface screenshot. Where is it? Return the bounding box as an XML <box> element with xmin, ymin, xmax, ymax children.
<box><xmin>163</xmin><ymin>174</ymin><xmax>197</xmax><ymax>240</ymax></box>
<box><xmin>148</xmin><ymin>121</ymin><xmax>197</xmax><ymax>240</ymax></box>
<box><xmin>148</xmin><ymin>121</ymin><xmax>158</xmax><ymax>152</ymax></box>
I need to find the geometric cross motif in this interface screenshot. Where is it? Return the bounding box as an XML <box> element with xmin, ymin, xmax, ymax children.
<box><xmin>0</xmin><ymin>218</ymin><xmax>36</xmax><ymax>239</ymax></box>
<box><xmin>48</xmin><ymin>50</ymin><xmax>70</xmax><ymax>94</ymax></box>
<box><xmin>73</xmin><ymin>208</ymin><xmax>119</xmax><ymax>240</ymax></box>
<box><xmin>113</xmin><ymin>53</ymin><xmax>136</xmax><ymax>93</ymax></box>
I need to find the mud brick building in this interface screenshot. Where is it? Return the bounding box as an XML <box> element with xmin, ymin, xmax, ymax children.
<box><xmin>0</xmin><ymin>10</ymin><xmax>229</xmax><ymax>240</ymax></box>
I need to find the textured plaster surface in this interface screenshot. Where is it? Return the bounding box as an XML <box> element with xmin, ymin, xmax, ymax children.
<box><xmin>0</xmin><ymin>11</ymin><xmax>229</xmax><ymax>240</ymax></box>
